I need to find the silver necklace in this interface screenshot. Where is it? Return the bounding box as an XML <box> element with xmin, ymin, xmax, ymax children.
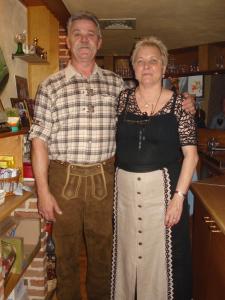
<box><xmin>141</xmin><ymin>88</ymin><xmax>162</xmax><ymax>115</ymax></box>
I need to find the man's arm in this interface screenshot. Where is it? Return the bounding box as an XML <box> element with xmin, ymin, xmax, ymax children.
<box><xmin>32</xmin><ymin>138</ymin><xmax>62</xmax><ymax>221</ymax></box>
<box><xmin>182</xmin><ymin>92</ymin><xmax>196</xmax><ymax>114</ymax></box>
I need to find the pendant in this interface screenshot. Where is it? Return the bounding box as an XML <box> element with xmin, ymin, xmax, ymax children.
<box><xmin>138</xmin><ymin>128</ymin><xmax>146</xmax><ymax>150</ymax></box>
<box><xmin>144</xmin><ymin>104</ymin><xmax>149</xmax><ymax>108</ymax></box>
<box><xmin>86</xmin><ymin>89</ymin><xmax>94</xmax><ymax>96</ymax></box>
<box><xmin>87</xmin><ymin>104</ymin><xmax>95</xmax><ymax>113</ymax></box>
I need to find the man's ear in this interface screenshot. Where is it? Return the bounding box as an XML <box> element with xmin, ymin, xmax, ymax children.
<box><xmin>97</xmin><ymin>37</ymin><xmax>102</xmax><ymax>50</ymax></box>
<box><xmin>66</xmin><ymin>37</ymin><xmax>71</xmax><ymax>50</ymax></box>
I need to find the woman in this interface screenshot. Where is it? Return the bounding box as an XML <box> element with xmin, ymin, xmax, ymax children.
<box><xmin>111</xmin><ymin>37</ymin><xmax>198</xmax><ymax>300</ymax></box>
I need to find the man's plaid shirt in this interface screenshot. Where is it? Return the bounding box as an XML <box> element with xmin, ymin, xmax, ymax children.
<box><xmin>29</xmin><ymin>63</ymin><xmax>125</xmax><ymax>163</ymax></box>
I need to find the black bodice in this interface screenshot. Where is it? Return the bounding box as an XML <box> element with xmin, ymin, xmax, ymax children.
<box><xmin>116</xmin><ymin>88</ymin><xmax>197</xmax><ymax>172</ymax></box>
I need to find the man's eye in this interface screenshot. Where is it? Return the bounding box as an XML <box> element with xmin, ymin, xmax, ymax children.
<box><xmin>88</xmin><ymin>33</ymin><xmax>96</xmax><ymax>38</ymax></box>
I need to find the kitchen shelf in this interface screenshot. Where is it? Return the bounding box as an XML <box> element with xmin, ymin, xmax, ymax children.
<box><xmin>0</xmin><ymin>128</ymin><xmax>29</xmax><ymax>139</ymax></box>
<box><xmin>165</xmin><ymin>68</ymin><xmax>225</xmax><ymax>78</ymax></box>
<box><xmin>0</xmin><ymin>191</ymin><xmax>33</xmax><ymax>223</ymax></box>
<box><xmin>4</xmin><ymin>240</ymin><xmax>41</xmax><ymax>299</ymax></box>
<box><xmin>12</xmin><ymin>53</ymin><xmax>48</xmax><ymax>64</ymax></box>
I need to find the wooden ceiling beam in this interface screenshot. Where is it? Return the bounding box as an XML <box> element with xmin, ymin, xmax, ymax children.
<box><xmin>18</xmin><ymin>0</ymin><xmax>70</xmax><ymax>29</ymax></box>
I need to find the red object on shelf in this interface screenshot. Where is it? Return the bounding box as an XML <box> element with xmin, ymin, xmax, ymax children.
<box><xmin>23</xmin><ymin>162</ymin><xmax>34</xmax><ymax>178</ymax></box>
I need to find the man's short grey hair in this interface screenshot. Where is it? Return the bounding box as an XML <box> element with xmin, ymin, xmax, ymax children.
<box><xmin>131</xmin><ymin>36</ymin><xmax>168</xmax><ymax>68</ymax></box>
<box><xmin>67</xmin><ymin>11</ymin><xmax>102</xmax><ymax>38</ymax></box>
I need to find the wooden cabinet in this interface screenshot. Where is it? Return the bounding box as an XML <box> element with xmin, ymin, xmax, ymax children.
<box><xmin>0</xmin><ymin>131</ymin><xmax>47</xmax><ymax>299</ymax></box>
<box><xmin>192</xmin><ymin>200</ymin><xmax>214</xmax><ymax>299</ymax></box>
<box><xmin>192</xmin><ymin>181</ymin><xmax>225</xmax><ymax>300</ymax></box>
<box><xmin>167</xmin><ymin>42</ymin><xmax>225</xmax><ymax>77</ymax></box>
<box><xmin>0</xmin><ymin>192</ymin><xmax>40</xmax><ymax>299</ymax></box>
<box><xmin>105</xmin><ymin>42</ymin><xmax>225</xmax><ymax>79</ymax></box>
<box><xmin>207</xmin><ymin>231</ymin><xmax>225</xmax><ymax>300</ymax></box>
<box><xmin>113</xmin><ymin>56</ymin><xmax>133</xmax><ymax>79</ymax></box>
<box><xmin>197</xmin><ymin>128</ymin><xmax>225</xmax><ymax>179</ymax></box>
<box><xmin>0</xmin><ymin>130</ymin><xmax>28</xmax><ymax>179</ymax></box>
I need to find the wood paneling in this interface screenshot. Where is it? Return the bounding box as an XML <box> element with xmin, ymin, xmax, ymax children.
<box><xmin>198</xmin><ymin>128</ymin><xmax>225</xmax><ymax>149</ymax></box>
<box><xmin>19</xmin><ymin>0</ymin><xmax>70</xmax><ymax>28</ymax></box>
<box><xmin>28</xmin><ymin>6</ymin><xmax>59</xmax><ymax>97</ymax></box>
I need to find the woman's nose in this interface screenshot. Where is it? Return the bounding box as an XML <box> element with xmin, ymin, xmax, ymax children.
<box><xmin>143</xmin><ymin>61</ymin><xmax>150</xmax><ymax>68</ymax></box>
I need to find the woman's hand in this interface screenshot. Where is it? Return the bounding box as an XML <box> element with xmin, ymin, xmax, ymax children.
<box><xmin>165</xmin><ymin>194</ymin><xmax>184</xmax><ymax>228</ymax></box>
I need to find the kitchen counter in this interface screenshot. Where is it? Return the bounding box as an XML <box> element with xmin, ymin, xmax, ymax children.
<box><xmin>191</xmin><ymin>174</ymin><xmax>225</xmax><ymax>234</ymax></box>
<box><xmin>199</xmin><ymin>148</ymin><xmax>225</xmax><ymax>169</ymax></box>
<box><xmin>191</xmin><ymin>174</ymin><xmax>225</xmax><ymax>299</ymax></box>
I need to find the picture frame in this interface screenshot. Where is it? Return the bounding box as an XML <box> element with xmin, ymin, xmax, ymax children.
<box><xmin>15</xmin><ymin>76</ymin><xmax>29</xmax><ymax>100</ymax></box>
<box><xmin>188</xmin><ymin>75</ymin><xmax>204</xmax><ymax>98</ymax></box>
<box><xmin>163</xmin><ymin>77</ymin><xmax>188</xmax><ymax>94</ymax></box>
<box><xmin>163</xmin><ymin>75</ymin><xmax>204</xmax><ymax>98</ymax></box>
<box><xmin>0</xmin><ymin>98</ymin><xmax>4</xmax><ymax>111</ymax></box>
<box><xmin>10</xmin><ymin>98</ymin><xmax>30</xmax><ymax>128</ymax></box>
<box><xmin>24</xmin><ymin>98</ymin><xmax>35</xmax><ymax>125</ymax></box>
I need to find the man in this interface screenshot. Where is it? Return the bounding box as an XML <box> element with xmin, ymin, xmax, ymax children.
<box><xmin>29</xmin><ymin>11</ymin><xmax>195</xmax><ymax>300</ymax></box>
<box><xmin>209</xmin><ymin>96</ymin><xmax>225</xmax><ymax>130</ymax></box>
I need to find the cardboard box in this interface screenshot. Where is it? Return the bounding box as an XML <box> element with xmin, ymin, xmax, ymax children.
<box><xmin>0</xmin><ymin>237</ymin><xmax>23</xmax><ymax>274</ymax></box>
<box><xmin>0</xmin><ymin>218</ymin><xmax>40</xmax><ymax>276</ymax></box>
<box><xmin>7</xmin><ymin>277</ymin><xmax>28</xmax><ymax>300</ymax></box>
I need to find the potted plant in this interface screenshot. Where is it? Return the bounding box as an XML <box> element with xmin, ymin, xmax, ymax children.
<box><xmin>5</xmin><ymin>107</ymin><xmax>20</xmax><ymax>132</ymax></box>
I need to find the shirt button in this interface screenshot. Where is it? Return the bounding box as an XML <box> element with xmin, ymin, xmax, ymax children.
<box><xmin>138</xmin><ymin>217</ymin><xmax>142</xmax><ymax>220</ymax></box>
<box><xmin>137</xmin><ymin>177</ymin><xmax>141</xmax><ymax>181</ymax></box>
<box><xmin>138</xmin><ymin>256</ymin><xmax>142</xmax><ymax>259</ymax></box>
<box><xmin>137</xmin><ymin>192</ymin><xmax>141</xmax><ymax>195</ymax></box>
<box><xmin>138</xmin><ymin>205</ymin><xmax>142</xmax><ymax>208</ymax></box>
<box><xmin>138</xmin><ymin>242</ymin><xmax>143</xmax><ymax>245</ymax></box>
<box><xmin>138</xmin><ymin>230</ymin><xmax>142</xmax><ymax>233</ymax></box>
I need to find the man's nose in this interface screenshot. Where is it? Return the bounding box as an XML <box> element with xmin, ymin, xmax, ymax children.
<box><xmin>80</xmin><ymin>35</ymin><xmax>88</xmax><ymax>42</ymax></box>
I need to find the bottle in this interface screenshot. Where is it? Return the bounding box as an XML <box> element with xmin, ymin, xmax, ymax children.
<box><xmin>45</xmin><ymin>221</ymin><xmax>55</xmax><ymax>256</ymax></box>
<box><xmin>45</xmin><ymin>222</ymin><xmax>56</xmax><ymax>284</ymax></box>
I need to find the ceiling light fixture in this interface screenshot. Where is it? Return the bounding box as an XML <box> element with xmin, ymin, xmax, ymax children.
<box><xmin>99</xmin><ymin>18</ymin><xmax>136</xmax><ymax>30</ymax></box>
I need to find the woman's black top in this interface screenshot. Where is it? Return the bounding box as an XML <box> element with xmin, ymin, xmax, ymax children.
<box><xmin>116</xmin><ymin>88</ymin><xmax>197</xmax><ymax>172</ymax></box>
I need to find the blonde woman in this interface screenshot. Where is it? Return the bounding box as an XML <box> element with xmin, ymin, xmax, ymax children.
<box><xmin>111</xmin><ymin>37</ymin><xmax>198</xmax><ymax>300</ymax></box>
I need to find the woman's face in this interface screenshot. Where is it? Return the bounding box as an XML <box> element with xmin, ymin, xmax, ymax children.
<box><xmin>133</xmin><ymin>45</ymin><xmax>166</xmax><ymax>86</ymax></box>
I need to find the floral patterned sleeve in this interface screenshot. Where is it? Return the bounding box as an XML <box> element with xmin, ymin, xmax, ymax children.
<box><xmin>174</xmin><ymin>95</ymin><xmax>197</xmax><ymax>146</ymax></box>
<box><xmin>116</xmin><ymin>88</ymin><xmax>134</xmax><ymax>115</ymax></box>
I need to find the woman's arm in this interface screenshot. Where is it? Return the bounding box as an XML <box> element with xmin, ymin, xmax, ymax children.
<box><xmin>165</xmin><ymin>145</ymin><xmax>198</xmax><ymax>228</ymax></box>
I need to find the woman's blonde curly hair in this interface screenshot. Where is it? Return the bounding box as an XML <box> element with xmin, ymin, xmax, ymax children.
<box><xmin>131</xmin><ymin>36</ymin><xmax>168</xmax><ymax>68</ymax></box>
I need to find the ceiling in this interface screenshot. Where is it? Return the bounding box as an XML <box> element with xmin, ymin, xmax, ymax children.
<box><xmin>61</xmin><ymin>0</ymin><xmax>225</xmax><ymax>56</ymax></box>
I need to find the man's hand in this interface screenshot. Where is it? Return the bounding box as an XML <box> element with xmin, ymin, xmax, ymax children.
<box><xmin>38</xmin><ymin>191</ymin><xmax>62</xmax><ymax>222</ymax></box>
<box><xmin>182</xmin><ymin>92</ymin><xmax>196</xmax><ymax>115</ymax></box>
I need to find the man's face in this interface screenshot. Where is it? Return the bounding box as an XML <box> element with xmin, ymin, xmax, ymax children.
<box><xmin>67</xmin><ymin>19</ymin><xmax>102</xmax><ymax>63</ymax></box>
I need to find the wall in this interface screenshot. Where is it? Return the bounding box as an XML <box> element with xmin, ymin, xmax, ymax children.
<box><xmin>28</xmin><ymin>6</ymin><xmax>59</xmax><ymax>98</ymax></box>
<box><xmin>0</xmin><ymin>0</ymin><xmax>27</xmax><ymax>108</ymax></box>
<box><xmin>208</xmin><ymin>74</ymin><xmax>225</xmax><ymax>125</ymax></box>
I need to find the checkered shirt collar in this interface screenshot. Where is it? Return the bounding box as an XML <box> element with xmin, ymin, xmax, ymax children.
<box><xmin>65</xmin><ymin>62</ymin><xmax>104</xmax><ymax>81</ymax></box>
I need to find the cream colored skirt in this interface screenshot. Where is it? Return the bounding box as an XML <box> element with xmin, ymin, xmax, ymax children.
<box><xmin>111</xmin><ymin>168</ymin><xmax>173</xmax><ymax>300</ymax></box>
